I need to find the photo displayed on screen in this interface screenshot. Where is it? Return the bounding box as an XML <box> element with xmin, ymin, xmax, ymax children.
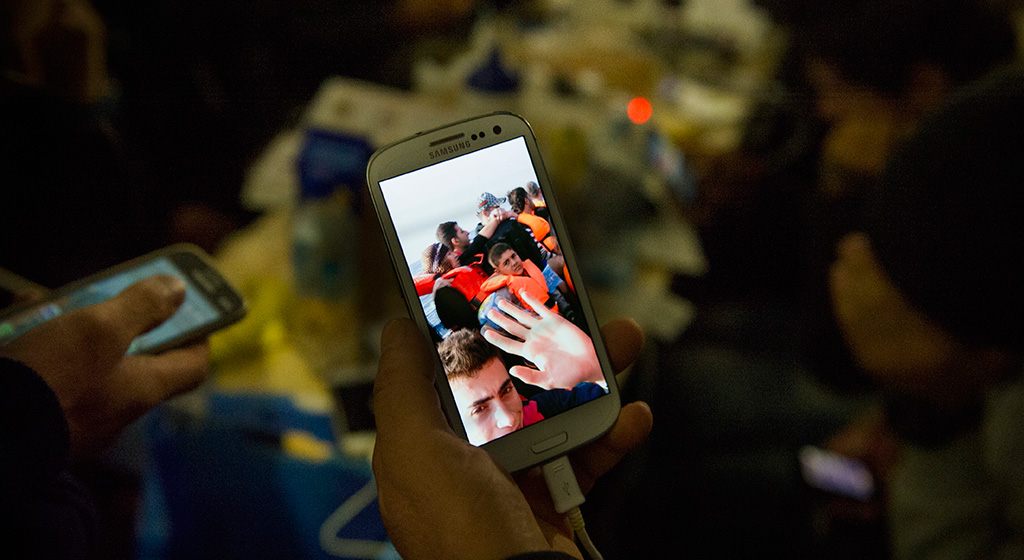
<box><xmin>378</xmin><ymin>136</ymin><xmax>609</xmax><ymax>446</ymax></box>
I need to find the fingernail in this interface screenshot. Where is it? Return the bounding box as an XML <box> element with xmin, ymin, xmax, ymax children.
<box><xmin>156</xmin><ymin>275</ymin><xmax>187</xmax><ymax>305</ymax></box>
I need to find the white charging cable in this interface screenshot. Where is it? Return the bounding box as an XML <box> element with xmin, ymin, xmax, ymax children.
<box><xmin>541</xmin><ymin>455</ymin><xmax>604</xmax><ymax>560</ymax></box>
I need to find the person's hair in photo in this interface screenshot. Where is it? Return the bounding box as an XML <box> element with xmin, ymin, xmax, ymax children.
<box><xmin>421</xmin><ymin>243</ymin><xmax>440</xmax><ymax>272</ymax></box>
<box><xmin>438</xmin><ymin>328</ymin><xmax>501</xmax><ymax>381</ymax></box>
<box><xmin>488</xmin><ymin>242</ymin><xmax>515</xmax><ymax>269</ymax></box>
<box><xmin>507</xmin><ymin>187</ymin><xmax>529</xmax><ymax>214</ymax></box>
<box><xmin>421</xmin><ymin>242</ymin><xmax>454</xmax><ymax>275</ymax></box>
<box><xmin>436</xmin><ymin>221</ymin><xmax>459</xmax><ymax>251</ymax></box>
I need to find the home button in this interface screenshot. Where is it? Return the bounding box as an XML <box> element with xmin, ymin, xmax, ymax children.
<box><xmin>531</xmin><ymin>432</ymin><xmax>568</xmax><ymax>454</ymax></box>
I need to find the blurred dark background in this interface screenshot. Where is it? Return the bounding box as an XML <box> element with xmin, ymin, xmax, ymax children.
<box><xmin>3</xmin><ymin>0</ymin><xmax>1023</xmax><ymax>558</ymax></box>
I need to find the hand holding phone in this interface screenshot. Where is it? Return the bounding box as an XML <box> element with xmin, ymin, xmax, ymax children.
<box><xmin>372</xmin><ymin>317</ymin><xmax>653</xmax><ymax>560</ymax></box>
<box><xmin>0</xmin><ymin>275</ymin><xmax>210</xmax><ymax>458</ymax></box>
<box><xmin>0</xmin><ymin>244</ymin><xmax>246</xmax><ymax>355</ymax></box>
<box><xmin>489</xmin><ymin>207</ymin><xmax>509</xmax><ymax>222</ymax></box>
<box><xmin>367</xmin><ymin>112</ymin><xmax>623</xmax><ymax>471</ymax></box>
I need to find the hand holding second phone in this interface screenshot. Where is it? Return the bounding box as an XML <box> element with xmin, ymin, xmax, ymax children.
<box><xmin>0</xmin><ymin>275</ymin><xmax>209</xmax><ymax>458</ymax></box>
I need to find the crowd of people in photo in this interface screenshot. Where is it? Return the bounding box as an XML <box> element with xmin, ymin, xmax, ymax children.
<box><xmin>414</xmin><ymin>184</ymin><xmax>576</xmax><ymax>337</ymax></box>
<box><xmin>409</xmin><ymin>183</ymin><xmax>607</xmax><ymax>446</ymax></box>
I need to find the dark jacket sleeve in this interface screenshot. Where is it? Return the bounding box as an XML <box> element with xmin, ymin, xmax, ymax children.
<box><xmin>0</xmin><ymin>358</ymin><xmax>70</xmax><ymax>497</ymax></box>
<box><xmin>0</xmin><ymin>358</ymin><xmax>97</xmax><ymax>557</ymax></box>
<box><xmin>530</xmin><ymin>382</ymin><xmax>608</xmax><ymax>420</ymax></box>
<box><xmin>460</xmin><ymin>230</ymin><xmax>494</xmax><ymax>273</ymax></box>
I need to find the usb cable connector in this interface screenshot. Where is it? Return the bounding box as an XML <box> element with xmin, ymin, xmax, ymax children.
<box><xmin>541</xmin><ymin>456</ymin><xmax>604</xmax><ymax>560</ymax></box>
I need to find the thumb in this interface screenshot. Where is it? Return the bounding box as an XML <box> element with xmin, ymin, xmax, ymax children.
<box><xmin>99</xmin><ymin>275</ymin><xmax>187</xmax><ymax>344</ymax></box>
<box><xmin>373</xmin><ymin>318</ymin><xmax>452</xmax><ymax>436</ymax></box>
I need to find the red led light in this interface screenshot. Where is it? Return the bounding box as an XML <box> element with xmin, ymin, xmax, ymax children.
<box><xmin>627</xmin><ymin>97</ymin><xmax>652</xmax><ymax>124</ymax></box>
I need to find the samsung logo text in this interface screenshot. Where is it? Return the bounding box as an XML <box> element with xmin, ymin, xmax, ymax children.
<box><xmin>429</xmin><ymin>141</ymin><xmax>471</xmax><ymax>160</ymax></box>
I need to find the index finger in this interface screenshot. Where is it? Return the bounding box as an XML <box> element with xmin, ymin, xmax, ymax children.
<box><xmin>570</xmin><ymin>400</ymin><xmax>654</xmax><ymax>493</ymax></box>
<box><xmin>515</xmin><ymin>290</ymin><xmax>557</xmax><ymax>321</ymax></box>
<box><xmin>372</xmin><ymin>318</ymin><xmax>453</xmax><ymax>437</ymax></box>
<box><xmin>600</xmin><ymin>318</ymin><xmax>645</xmax><ymax>374</ymax></box>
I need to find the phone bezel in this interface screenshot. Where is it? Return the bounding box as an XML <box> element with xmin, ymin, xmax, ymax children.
<box><xmin>0</xmin><ymin>243</ymin><xmax>247</xmax><ymax>355</ymax></box>
<box><xmin>366</xmin><ymin>112</ymin><xmax>621</xmax><ymax>472</ymax></box>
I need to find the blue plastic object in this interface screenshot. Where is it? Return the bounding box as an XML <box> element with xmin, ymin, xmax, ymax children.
<box><xmin>467</xmin><ymin>47</ymin><xmax>520</xmax><ymax>93</ymax></box>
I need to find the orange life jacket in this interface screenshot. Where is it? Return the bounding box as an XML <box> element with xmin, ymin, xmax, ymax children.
<box><xmin>516</xmin><ymin>213</ymin><xmax>557</xmax><ymax>253</ymax></box>
<box><xmin>514</xmin><ymin>214</ymin><xmax>572</xmax><ymax>292</ymax></box>
<box><xmin>477</xmin><ymin>259</ymin><xmax>553</xmax><ymax>312</ymax></box>
<box><xmin>414</xmin><ymin>273</ymin><xmax>436</xmax><ymax>296</ymax></box>
<box><xmin>414</xmin><ymin>266</ymin><xmax>488</xmax><ymax>302</ymax></box>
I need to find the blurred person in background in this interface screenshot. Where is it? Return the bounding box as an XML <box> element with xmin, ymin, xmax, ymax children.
<box><xmin>1</xmin><ymin>0</ymin><xmax>496</xmax><ymax>290</ymax></box>
<box><xmin>87</xmin><ymin>0</ymin><xmax>489</xmax><ymax>251</ymax></box>
<box><xmin>592</xmin><ymin>2</ymin><xmax>1021</xmax><ymax>556</ymax></box>
<box><xmin>828</xmin><ymin>68</ymin><xmax>1024</xmax><ymax>559</ymax></box>
<box><xmin>757</xmin><ymin>6</ymin><xmax>1022</xmax><ymax>550</ymax></box>
<box><xmin>758</xmin><ymin>0</ymin><xmax>1019</xmax><ymax>393</ymax></box>
<box><xmin>0</xmin><ymin>0</ymin><xmax>158</xmax><ymax>288</ymax></box>
<box><xmin>690</xmin><ymin>0</ymin><xmax>1016</xmax><ymax>319</ymax></box>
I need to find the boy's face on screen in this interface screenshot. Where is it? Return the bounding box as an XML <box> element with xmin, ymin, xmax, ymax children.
<box><xmin>449</xmin><ymin>357</ymin><xmax>524</xmax><ymax>445</ymax></box>
<box><xmin>495</xmin><ymin>249</ymin><xmax>524</xmax><ymax>277</ymax></box>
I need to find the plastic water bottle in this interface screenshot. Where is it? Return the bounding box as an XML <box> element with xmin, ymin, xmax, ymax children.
<box><xmin>289</xmin><ymin>129</ymin><xmax>375</xmax><ymax>432</ymax></box>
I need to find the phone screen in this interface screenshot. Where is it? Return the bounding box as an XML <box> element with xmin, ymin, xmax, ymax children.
<box><xmin>0</xmin><ymin>256</ymin><xmax>222</xmax><ymax>355</ymax></box>
<box><xmin>378</xmin><ymin>135</ymin><xmax>609</xmax><ymax>447</ymax></box>
<box><xmin>799</xmin><ymin>445</ymin><xmax>876</xmax><ymax>501</ymax></box>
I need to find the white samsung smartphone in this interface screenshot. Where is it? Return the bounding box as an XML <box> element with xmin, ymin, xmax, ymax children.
<box><xmin>0</xmin><ymin>244</ymin><xmax>247</xmax><ymax>355</ymax></box>
<box><xmin>366</xmin><ymin>112</ymin><xmax>621</xmax><ymax>472</ymax></box>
